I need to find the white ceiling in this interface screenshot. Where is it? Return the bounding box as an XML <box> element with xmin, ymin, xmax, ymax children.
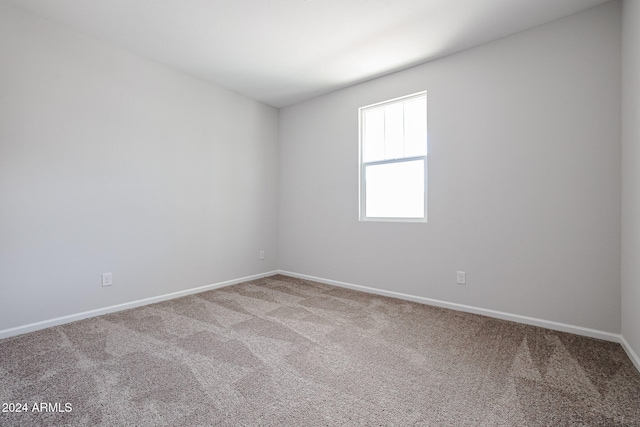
<box><xmin>2</xmin><ymin>0</ymin><xmax>611</xmax><ymax>108</ymax></box>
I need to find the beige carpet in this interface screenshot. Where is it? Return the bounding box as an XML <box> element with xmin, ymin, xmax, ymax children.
<box><xmin>1</xmin><ymin>274</ymin><xmax>639</xmax><ymax>426</ymax></box>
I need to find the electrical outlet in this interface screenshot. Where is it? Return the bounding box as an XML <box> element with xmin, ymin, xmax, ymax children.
<box><xmin>259</xmin><ymin>251</ymin><xmax>265</xmax><ymax>260</ymax></box>
<box><xmin>456</xmin><ymin>271</ymin><xmax>466</xmax><ymax>285</ymax></box>
<box><xmin>102</xmin><ymin>272</ymin><xmax>113</xmax><ymax>287</ymax></box>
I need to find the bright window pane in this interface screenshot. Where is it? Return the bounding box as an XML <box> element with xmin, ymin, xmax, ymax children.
<box><xmin>384</xmin><ymin>103</ymin><xmax>404</xmax><ymax>160</ymax></box>
<box><xmin>363</xmin><ymin>108</ymin><xmax>385</xmax><ymax>162</ymax></box>
<box><xmin>365</xmin><ymin>160</ymin><xmax>424</xmax><ymax>218</ymax></box>
<box><xmin>359</xmin><ymin>91</ymin><xmax>427</xmax><ymax>222</ymax></box>
<box><xmin>404</xmin><ymin>98</ymin><xmax>427</xmax><ymax>157</ymax></box>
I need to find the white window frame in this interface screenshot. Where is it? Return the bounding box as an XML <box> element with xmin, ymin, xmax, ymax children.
<box><xmin>358</xmin><ymin>91</ymin><xmax>428</xmax><ymax>223</ymax></box>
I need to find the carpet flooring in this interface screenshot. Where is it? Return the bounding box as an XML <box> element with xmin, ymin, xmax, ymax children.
<box><xmin>1</xmin><ymin>274</ymin><xmax>639</xmax><ymax>426</ymax></box>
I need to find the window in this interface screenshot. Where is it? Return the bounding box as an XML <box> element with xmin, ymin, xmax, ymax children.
<box><xmin>359</xmin><ymin>91</ymin><xmax>427</xmax><ymax>222</ymax></box>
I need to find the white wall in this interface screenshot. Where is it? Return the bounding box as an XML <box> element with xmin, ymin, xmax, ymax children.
<box><xmin>279</xmin><ymin>2</ymin><xmax>622</xmax><ymax>333</ymax></box>
<box><xmin>622</xmin><ymin>0</ymin><xmax>640</xmax><ymax>359</ymax></box>
<box><xmin>0</xmin><ymin>1</ymin><xmax>627</xmax><ymax>341</ymax></box>
<box><xmin>0</xmin><ymin>3</ymin><xmax>279</xmax><ymax>331</ymax></box>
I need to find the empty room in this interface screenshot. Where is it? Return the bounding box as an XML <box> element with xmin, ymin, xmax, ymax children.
<box><xmin>1</xmin><ymin>0</ymin><xmax>639</xmax><ymax>425</ymax></box>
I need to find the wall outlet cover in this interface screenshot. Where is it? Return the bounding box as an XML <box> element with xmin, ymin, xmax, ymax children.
<box><xmin>102</xmin><ymin>272</ymin><xmax>113</xmax><ymax>287</ymax></box>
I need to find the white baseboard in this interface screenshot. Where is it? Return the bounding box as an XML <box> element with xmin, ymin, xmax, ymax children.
<box><xmin>620</xmin><ymin>335</ymin><xmax>640</xmax><ymax>373</ymax></box>
<box><xmin>278</xmin><ymin>270</ymin><xmax>621</xmax><ymax>343</ymax></box>
<box><xmin>0</xmin><ymin>270</ymin><xmax>279</xmax><ymax>340</ymax></box>
<box><xmin>3</xmin><ymin>268</ymin><xmax>635</xmax><ymax>371</ymax></box>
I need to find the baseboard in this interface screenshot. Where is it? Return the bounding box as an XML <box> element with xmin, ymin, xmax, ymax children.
<box><xmin>278</xmin><ymin>270</ymin><xmax>621</xmax><ymax>343</ymax></box>
<box><xmin>0</xmin><ymin>270</ymin><xmax>279</xmax><ymax>340</ymax></box>
<box><xmin>620</xmin><ymin>335</ymin><xmax>640</xmax><ymax>373</ymax></box>
<box><xmin>2</xmin><ymin>268</ymin><xmax>630</xmax><ymax>357</ymax></box>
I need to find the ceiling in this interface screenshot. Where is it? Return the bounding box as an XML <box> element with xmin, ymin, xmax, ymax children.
<box><xmin>2</xmin><ymin>0</ymin><xmax>611</xmax><ymax>108</ymax></box>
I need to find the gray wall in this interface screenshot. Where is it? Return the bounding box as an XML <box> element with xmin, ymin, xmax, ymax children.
<box><xmin>1</xmin><ymin>1</ymin><xmax>630</xmax><ymax>344</ymax></box>
<box><xmin>622</xmin><ymin>0</ymin><xmax>640</xmax><ymax>359</ymax></box>
<box><xmin>0</xmin><ymin>4</ymin><xmax>279</xmax><ymax>331</ymax></box>
<box><xmin>279</xmin><ymin>2</ymin><xmax>622</xmax><ymax>333</ymax></box>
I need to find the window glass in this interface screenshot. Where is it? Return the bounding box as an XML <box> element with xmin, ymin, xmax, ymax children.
<box><xmin>359</xmin><ymin>92</ymin><xmax>427</xmax><ymax>221</ymax></box>
<box><xmin>363</xmin><ymin>108</ymin><xmax>385</xmax><ymax>163</ymax></box>
<box><xmin>365</xmin><ymin>160</ymin><xmax>425</xmax><ymax>218</ymax></box>
<box><xmin>404</xmin><ymin>98</ymin><xmax>427</xmax><ymax>158</ymax></box>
